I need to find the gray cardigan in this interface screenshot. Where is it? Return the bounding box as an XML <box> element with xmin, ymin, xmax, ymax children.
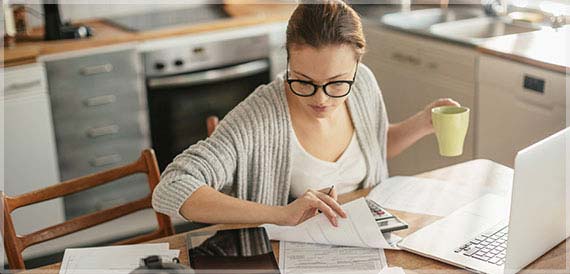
<box><xmin>152</xmin><ymin>63</ymin><xmax>389</xmax><ymax>220</ymax></box>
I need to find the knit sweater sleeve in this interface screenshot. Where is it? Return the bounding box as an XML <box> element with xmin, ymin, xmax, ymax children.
<box><xmin>151</xmin><ymin>92</ymin><xmax>258</xmax><ymax>219</ymax></box>
<box><xmin>359</xmin><ymin>64</ymin><xmax>390</xmax><ymax>180</ymax></box>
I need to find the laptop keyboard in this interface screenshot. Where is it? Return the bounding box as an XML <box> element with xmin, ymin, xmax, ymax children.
<box><xmin>454</xmin><ymin>225</ymin><xmax>508</xmax><ymax>266</ymax></box>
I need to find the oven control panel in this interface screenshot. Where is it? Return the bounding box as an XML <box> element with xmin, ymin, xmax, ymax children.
<box><xmin>144</xmin><ymin>34</ymin><xmax>270</xmax><ymax>77</ymax></box>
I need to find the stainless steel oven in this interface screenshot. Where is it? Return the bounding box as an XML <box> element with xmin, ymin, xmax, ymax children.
<box><xmin>144</xmin><ymin>34</ymin><xmax>271</xmax><ymax>170</ymax></box>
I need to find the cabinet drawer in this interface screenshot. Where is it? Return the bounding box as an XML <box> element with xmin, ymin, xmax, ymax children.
<box><xmin>54</xmin><ymin>111</ymin><xmax>148</xmax><ymax>152</ymax></box>
<box><xmin>365</xmin><ymin>28</ymin><xmax>423</xmax><ymax>72</ymax></box>
<box><xmin>4</xmin><ymin>63</ymin><xmax>47</xmax><ymax>98</ymax></box>
<box><xmin>420</xmin><ymin>42</ymin><xmax>476</xmax><ymax>85</ymax></box>
<box><xmin>50</xmin><ymin>86</ymin><xmax>143</xmax><ymax>120</ymax></box>
<box><xmin>63</xmin><ymin>172</ymin><xmax>150</xmax><ymax>219</ymax></box>
<box><xmin>45</xmin><ymin>49</ymin><xmax>140</xmax><ymax>98</ymax></box>
<box><xmin>58</xmin><ymin>139</ymin><xmax>147</xmax><ymax>181</ymax></box>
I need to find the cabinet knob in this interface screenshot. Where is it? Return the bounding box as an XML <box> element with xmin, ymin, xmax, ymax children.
<box><xmin>154</xmin><ymin>62</ymin><xmax>165</xmax><ymax>70</ymax></box>
<box><xmin>174</xmin><ymin>59</ymin><xmax>184</xmax><ymax>67</ymax></box>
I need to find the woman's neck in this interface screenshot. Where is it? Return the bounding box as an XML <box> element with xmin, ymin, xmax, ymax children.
<box><xmin>285</xmin><ymin>88</ymin><xmax>346</xmax><ymax>131</ymax></box>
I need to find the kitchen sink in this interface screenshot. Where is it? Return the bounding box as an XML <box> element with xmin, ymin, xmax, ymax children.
<box><xmin>381</xmin><ymin>8</ymin><xmax>483</xmax><ymax>30</ymax></box>
<box><xmin>429</xmin><ymin>17</ymin><xmax>541</xmax><ymax>43</ymax></box>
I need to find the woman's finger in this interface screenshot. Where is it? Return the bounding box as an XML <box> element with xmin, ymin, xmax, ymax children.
<box><xmin>329</xmin><ymin>186</ymin><xmax>338</xmax><ymax>201</ymax></box>
<box><xmin>435</xmin><ymin>98</ymin><xmax>460</xmax><ymax>107</ymax></box>
<box><xmin>309</xmin><ymin>198</ymin><xmax>338</xmax><ymax>227</ymax></box>
<box><xmin>317</xmin><ymin>186</ymin><xmax>338</xmax><ymax>201</ymax></box>
<box><xmin>313</xmin><ymin>191</ymin><xmax>347</xmax><ymax>218</ymax></box>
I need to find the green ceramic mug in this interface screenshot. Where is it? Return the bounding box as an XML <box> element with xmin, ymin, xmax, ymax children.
<box><xmin>431</xmin><ymin>106</ymin><xmax>470</xmax><ymax>157</ymax></box>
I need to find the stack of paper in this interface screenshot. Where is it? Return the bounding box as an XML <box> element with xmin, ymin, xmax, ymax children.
<box><xmin>59</xmin><ymin>243</ymin><xmax>180</xmax><ymax>274</ymax></box>
<box><xmin>367</xmin><ymin>176</ymin><xmax>510</xmax><ymax>217</ymax></box>
<box><xmin>264</xmin><ymin>198</ymin><xmax>392</xmax><ymax>249</ymax></box>
<box><xmin>279</xmin><ymin>241</ymin><xmax>388</xmax><ymax>274</ymax></box>
<box><xmin>265</xmin><ymin>198</ymin><xmax>394</xmax><ymax>274</ymax></box>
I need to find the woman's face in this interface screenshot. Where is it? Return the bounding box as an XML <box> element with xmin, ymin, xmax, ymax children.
<box><xmin>286</xmin><ymin>44</ymin><xmax>358</xmax><ymax>120</ymax></box>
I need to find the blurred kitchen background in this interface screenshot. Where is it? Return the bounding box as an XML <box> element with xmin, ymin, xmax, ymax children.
<box><xmin>1</xmin><ymin>0</ymin><xmax>568</xmax><ymax>268</ymax></box>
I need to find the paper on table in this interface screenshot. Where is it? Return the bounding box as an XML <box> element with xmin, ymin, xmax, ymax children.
<box><xmin>59</xmin><ymin>243</ymin><xmax>180</xmax><ymax>274</ymax></box>
<box><xmin>378</xmin><ymin>266</ymin><xmax>406</xmax><ymax>274</ymax></box>
<box><xmin>264</xmin><ymin>198</ymin><xmax>390</xmax><ymax>249</ymax></box>
<box><xmin>367</xmin><ymin>176</ymin><xmax>509</xmax><ymax>217</ymax></box>
<box><xmin>279</xmin><ymin>241</ymin><xmax>387</xmax><ymax>274</ymax></box>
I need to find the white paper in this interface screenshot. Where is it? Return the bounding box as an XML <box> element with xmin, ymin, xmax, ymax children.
<box><xmin>279</xmin><ymin>241</ymin><xmax>387</xmax><ymax>274</ymax></box>
<box><xmin>264</xmin><ymin>198</ymin><xmax>390</xmax><ymax>249</ymax></box>
<box><xmin>367</xmin><ymin>176</ymin><xmax>509</xmax><ymax>217</ymax></box>
<box><xmin>59</xmin><ymin>243</ymin><xmax>180</xmax><ymax>274</ymax></box>
<box><xmin>378</xmin><ymin>266</ymin><xmax>406</xmax><ymax>274</ymax></box>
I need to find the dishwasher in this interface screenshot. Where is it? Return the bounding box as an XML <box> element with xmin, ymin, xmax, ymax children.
<box><xmin>476</xmin><ymin>55</ymin><xmax>567</xmax><ymax>167</ymax></box>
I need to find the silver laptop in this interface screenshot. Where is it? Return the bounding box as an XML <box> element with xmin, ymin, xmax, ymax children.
<box><xmin>399</xmin><ymin>127</ymin><xmax>569</xmax><ymax>274</ymax></box>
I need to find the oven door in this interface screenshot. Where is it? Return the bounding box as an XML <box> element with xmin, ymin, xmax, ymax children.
<box><xmin>147</xmin><ymin>59</ymin><xmax>271</xmax><ymax>170</ymax></box>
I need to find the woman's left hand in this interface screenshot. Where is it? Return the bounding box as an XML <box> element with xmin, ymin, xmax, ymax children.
<box><xmin>419</xmin><ymin>98</ymin><xmax>461</xmax><ymax>135</ymax></box>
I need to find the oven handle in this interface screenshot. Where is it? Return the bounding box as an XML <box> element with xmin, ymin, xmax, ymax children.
<box><xmin>147</xmin><ymin>59</ymin><xmax>270</xmax><ymax>89</ymax></box>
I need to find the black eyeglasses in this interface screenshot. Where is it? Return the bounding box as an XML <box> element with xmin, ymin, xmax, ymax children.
<box><xmin>286</xmin><ymin>61</ymin><xmax>359</xmax><ymax>98</ymax></box>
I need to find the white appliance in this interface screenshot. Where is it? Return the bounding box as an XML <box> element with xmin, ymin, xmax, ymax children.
<box><xmin>399</xmin><ymin>127</ymin><xmax>568</xmax><ymax>274</ymax></box>
<box><xmin>1</xmin><ymin>63</ymin><xmax>65</xmax><ymax>235</ymax></box>
<box><xmin>477</xmin><ymin>55</ymin><xmax>566</xmax><ymax>167</ymax></box>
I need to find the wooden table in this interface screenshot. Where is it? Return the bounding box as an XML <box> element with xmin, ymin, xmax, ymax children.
<box><xmin>22</xmin><ymin>159</ymin><xmax>568</xmax><ymax>273</ymax></box>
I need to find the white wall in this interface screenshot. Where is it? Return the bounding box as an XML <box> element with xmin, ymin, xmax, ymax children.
<box><xmin>21</xmin><ymin>1</ymin><xmax>216</xmax><ymax>28</ymax></box>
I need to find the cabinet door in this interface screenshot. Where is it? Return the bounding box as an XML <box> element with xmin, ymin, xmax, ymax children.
<box><xmin>364</xmin><ymin>26</ymin><xmax>475</xmax><ymax>175</ymax></box>
<box><xmin>1</xmin><ymin>64</ymin><xmax>65</xmax><ymax>235</ymax></box>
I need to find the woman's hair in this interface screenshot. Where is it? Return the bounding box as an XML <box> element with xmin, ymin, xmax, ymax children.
<box><xmin>286</xmin><ymin>0</ymin><xmax>366</xmax><ymax>60</ymax></box>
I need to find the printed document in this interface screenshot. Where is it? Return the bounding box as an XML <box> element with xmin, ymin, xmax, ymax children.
<box><xmin>59</xmin><ymin>243</ymin><xmax>180</xmax><ymax>274</ymax></box>
<box><xmin>378</xmin><ymin>267</ymin><xmax>406</xmax><ymax>274</ymax></box>
<box><xmin>264</xmin><ymin>198</ymin><xmax>390</xmax><ymax>249</ymax></box>
<box><xmin>367</xmin><ymin>176</ymin><xmax>510</xmax><ymax>217</ymax></box>
<box><xmin>279</xmin><ymin>241</ymin><xmax>387</xmax><ymax>274</ymax></box>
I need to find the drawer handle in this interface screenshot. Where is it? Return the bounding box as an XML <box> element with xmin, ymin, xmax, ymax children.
<box><xmin>86</xmin><ymin>124</ymin><xmax>120</xmax><ymax>138</ymax></box>
<box><xmin>6</xmin><ymin>79</ymin><xmax>42</xmax><ymax>92</ymax></box>
<box><xmin>391</xmin><ymin>52</ymin><xmax>421</xmax><ymax>66</ymax></box>
<box><xmin>407</xmin><ymin>56</ymin><xmax>422</xmax><ymax>66</ymax></box>
<box><xmin>83</xmin><ymin>95</ymin><xmax>117</xmax><ymax>107</ymax></box>
<box><xmin>427</xmin><ymin>62</ymin><xmax>439</xmax><ymax>69</ymax></box>
<box><xmin>79</xmin><ymin>64</ymin><xmax>114</xmax><ymax>76</ymax></box>
<box><xmin>391</xmin><ymin>52</ymin><xmax>407</xmax><ymax>63</ymax></box>
<box><xmin>90</xmin><ymin>154</ymin><xmax>122</xmax><ymax>167</ymax></box>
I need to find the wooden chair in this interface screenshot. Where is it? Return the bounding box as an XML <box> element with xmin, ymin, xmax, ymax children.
<box><xmin>206</xmin><ymin>115</ymin><xmax>219</xmax><ymax>137</ymax></box>
<box><xmin>1</xmin><ymin>149</ymin><xmax>174</xmax><ymax>270</ymax></box>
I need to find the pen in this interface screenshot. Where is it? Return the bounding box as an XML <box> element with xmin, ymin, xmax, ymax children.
<box><xmin>318</xmin><ymin>185</ymin><xmax>335</xmax><ymax>214</ymax></box>
<box><xmin>326</xmin><ymin>185</ymin><xmax>335</xmax><ymax>197</ymax></box>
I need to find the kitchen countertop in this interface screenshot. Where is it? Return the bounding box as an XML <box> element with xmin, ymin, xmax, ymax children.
<box><xmin>356</xmin><ymin>4</ymin><xmax>568</xmax><ymax>74</ymax></box>
<box><xmin>476</xmin><ymin>26</ymin><xmax>569</xmax><ymax>74</ymax></box>
<box><xmin>3</xmin><ymin>3</ymin><xmax>568</xmax><ymax>74</ymax></box>
<box><xmin>1</xmin><ymin>2</ymin><xmax>295</xmax><ymax>67</ymax></box>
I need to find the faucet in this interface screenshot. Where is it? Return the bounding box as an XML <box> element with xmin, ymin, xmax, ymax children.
<box><xmin>550</xmin><ymin>15</ymin><xmax>567</xmax><ymax>29</ymax></box>
<box><xmin>481</xmin><ymin>0</ymin><xmax>508</xmax><ymax>17</ymax></box>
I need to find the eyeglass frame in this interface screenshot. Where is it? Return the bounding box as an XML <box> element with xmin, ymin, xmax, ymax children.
<box><xmin>286</xmin><ymin>60</ymin><xmax>359</xmax><ymax>98</ymax></box>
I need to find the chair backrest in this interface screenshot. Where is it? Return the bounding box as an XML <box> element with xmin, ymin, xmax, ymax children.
<box><xmin>206</xmin><ymin>115</ymin><xmax>219</xmax><ymax>137</ymax></box>
<box><xmin>1</xmin><ymin>149</ymin><xmax>174</xmax><ymax>270</ymax></box>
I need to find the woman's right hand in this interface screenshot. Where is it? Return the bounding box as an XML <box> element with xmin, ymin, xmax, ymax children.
<box><xmin>276</xmin><ymin>187</ymin><xmax>348</xmax><ymax>227</ymax></box>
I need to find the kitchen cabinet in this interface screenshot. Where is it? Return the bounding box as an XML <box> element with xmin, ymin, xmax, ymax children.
<box><xmin>363</xmin><ymin>26</ymin><xmax>476</xmax><ymax>175</ymax></box>
<box><xmin>477</xmin><ymin>55</ymin><xmax>566</xmax><ymax>167</ymax></box>
<box><xmin>43</xmin><ymin>46</ymin><xmax>151</xmax><ymax>219</ymax></box>
<box><xmin>1</xmin><ymin>63</ymin><xmax>65</xmax><ymax>236</ymax></box>
<box><xmin>268</xmin><ymin>22</ymin><xmax>288</xmax><ymax>79</ymax></box>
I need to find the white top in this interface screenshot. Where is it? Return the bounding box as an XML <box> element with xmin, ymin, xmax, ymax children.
<box><xmin>289</xmin><ymin>129</ymin><xmax>367</xmax><ymax>198</ymax></box>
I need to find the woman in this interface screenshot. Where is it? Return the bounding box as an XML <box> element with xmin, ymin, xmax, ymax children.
<box><xmin>152</xmin><ymin>1</ymin><xmax>459</xmax><ymax>227</ymax></box>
